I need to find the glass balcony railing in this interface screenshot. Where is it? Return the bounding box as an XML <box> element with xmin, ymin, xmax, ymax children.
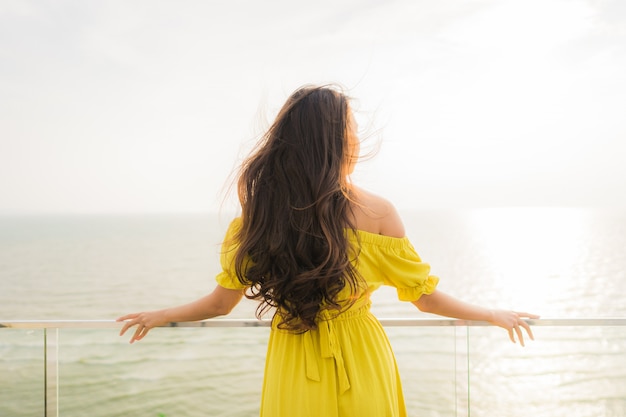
<box><xmin>1</xmin><ymin>318</ymin><xmax>625</xmax><ymax>417</ymax></box>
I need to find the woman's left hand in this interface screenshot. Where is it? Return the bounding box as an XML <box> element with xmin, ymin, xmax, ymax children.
<box><xmin>116</xmin><ymin>310</ymin><xmax>167</xmax><ymax>344</ymax></box>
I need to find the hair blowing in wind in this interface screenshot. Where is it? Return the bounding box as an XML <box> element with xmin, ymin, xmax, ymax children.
<box><xmin>233</xmin><ymin>85</ymin><xmax>362</xmax><ymax>331</ymax></box>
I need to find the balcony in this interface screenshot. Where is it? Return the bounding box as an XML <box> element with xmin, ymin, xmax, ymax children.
<box><xmin>1</xmin><ymin>318</ymin><xmax>625</xmax><ymax>417</ymax></box>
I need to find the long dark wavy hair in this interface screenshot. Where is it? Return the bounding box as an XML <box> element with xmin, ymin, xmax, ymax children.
<box><xmin>233</xmin><ymin>85</ymin><xmax>362</xmax><ymax>332</ymax></box>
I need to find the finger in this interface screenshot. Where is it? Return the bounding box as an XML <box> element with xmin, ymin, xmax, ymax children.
<box><xmin>136</xmin><ymin>327</ymin><xmax>150</xmax><ymax>341</ymax></box>
<box><xmin>514</xmin><ymin>325</ymin><xmax>525</xmax><ymax>347</ymax></box>
<box><xmin>130</xmin><ymin>325</ymin><xmax>144</xmax><ymax>344</ymax></box>
<box><xmin>517</xmin><ymin>312</ymin><xmax>540</xmax><ymax>319</ymax></box>
<box><xmin>116</xmin><ymin>313</ymin><xmax>138</xmax><ymax>322</ymax></box>
<box><xmin>508</xmin><ymin>328</ymin><xmax>515</xmax><ymax>344</ymax></box>
<box><xmin>520</xmin><ymin>320</ymin><xmax>535</xmax><ymax>341</ymax></box>
<box><xmin>119</xmin><ymin>321</ymin><xmax>135</xmax><ymax>336</ymax></box>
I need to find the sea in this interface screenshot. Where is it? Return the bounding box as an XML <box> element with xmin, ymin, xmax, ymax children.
<box><xmin>0</xmin><ymin>208</ymin><xmax>625</xmax><ymax>417</ymax></box>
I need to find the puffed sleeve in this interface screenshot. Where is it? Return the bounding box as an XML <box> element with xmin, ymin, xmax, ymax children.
<box><xmin>215</xmin><ymin>217</ymin><xmax>248</xmax><ymax>290</ymax></box>
<box><xmin>376</xmin><ymin>237</ymin><xmax>439</xmax><ymax>301</ymax></box>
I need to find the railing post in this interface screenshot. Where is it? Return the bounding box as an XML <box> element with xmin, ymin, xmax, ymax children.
<box><xmin>44</xmin><ymin>328</ymin><xmax>59</xmax><ymax>417</ymax></box>
<box><xmin>466</xmin><ymin>325</ymin><xmax>470</xmax><ymax>417</ymax></box>
<box><xmin>454</xmin><ymin>325</ymin><xmax>471</xmax><ymax>417</ymax></box>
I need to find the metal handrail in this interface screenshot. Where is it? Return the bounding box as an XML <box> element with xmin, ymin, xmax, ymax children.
<box><xmin>2</xmin><ymin>317</ymin><xmax>625</xmax><ymax>417</ymax></box>
<box><xmin>2</xmin><ymin>317</ymin><xmax>626</xmax><ymax>329</ymax></box>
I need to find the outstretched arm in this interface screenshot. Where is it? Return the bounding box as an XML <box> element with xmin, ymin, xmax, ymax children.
<box><xmin>412</xmin><ymin>290</ymin><xmax>539</xmax><ymax>346</ymax></box>
<box><xmin>117</xmin><ymin>285</ymin><xmax>244</xmax><ymax>344</ymax></box>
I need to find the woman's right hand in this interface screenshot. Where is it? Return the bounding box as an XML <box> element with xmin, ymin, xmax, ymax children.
<box><xmin>116</xmin><ymin>310</ymin><xmax>168</xmax><ymax>344</ymax></box>
<box><xmin>488</xmin><ymin>309</ymin><xmax>539</xmax><ymax>347</ymax></box>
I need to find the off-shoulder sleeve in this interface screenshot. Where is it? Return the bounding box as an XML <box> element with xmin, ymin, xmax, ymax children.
<box><xmin>215</xmin><ymin>217</ymin><xmax>248</xmax><ymax>290</ymax></box>
<box><xmin>376</xmin><ymin>237</ymin><xmax>439</xmax><ymax>302</ymax></box>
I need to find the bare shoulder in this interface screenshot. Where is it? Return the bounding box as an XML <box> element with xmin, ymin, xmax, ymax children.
<box><xmin>350</xmin><ymin>186</ymin><xmax>406</xmax><ymax>238</ymax></box>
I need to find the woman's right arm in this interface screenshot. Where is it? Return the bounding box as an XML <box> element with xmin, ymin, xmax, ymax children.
<box><xmin>412</xmin><ymin>290</ymin><xmax>538</xmax><ymax>346</ymax></box>
<box><xmin>117</xmin><ymin>285</ymin><xmax>244</xmax><ymax>344</ymax></box>
<box><xmin>372</xmin><ymin>196</ymin><xmax>539</xmax><ymax>346</ymax></box>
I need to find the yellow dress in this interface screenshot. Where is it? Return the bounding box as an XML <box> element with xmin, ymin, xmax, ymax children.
<box><xmin>216</xmin><ymin>218</ymin><xmax>439</xmax><ymax>417</ymax></box>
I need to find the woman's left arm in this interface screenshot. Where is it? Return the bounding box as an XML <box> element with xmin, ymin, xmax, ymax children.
<box><xmin>117</xmin><ymin>285</ymin><xmax>244</xmax><ymax>344</ymax></box>
<box><xmin>412</xmin><ymin>289</ymin><xmax>539</xmax><ymax>346</ymax></box>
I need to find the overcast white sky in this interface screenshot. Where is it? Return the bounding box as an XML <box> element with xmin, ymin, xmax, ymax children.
<box><xmin>1</xmin><ymin>0</ymin><xmax>625</xmax><ymax>214</ymax></box>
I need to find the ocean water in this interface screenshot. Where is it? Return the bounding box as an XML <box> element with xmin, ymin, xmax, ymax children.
<box><xmin>0</xmin><ymin>208</ymin><xmax>625</xmax><ymax>416</ymax></box>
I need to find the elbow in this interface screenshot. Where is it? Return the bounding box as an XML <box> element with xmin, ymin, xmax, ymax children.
<box><xmin>214</xmin><ymin>302</ymin><xmax>236</xmax><ymax>317</ymax></box>
<box><xmin>214</xmin><ymin>294</ymin><xmax>243</xmax><ymax>316</ymax></box>
<box><xmin>412</xmin><ymin>293</ymin><xmax>433</xmax><ymax>313</ymax></box>
<box><xmin>207</xmin><ymin>287</ymin><xmax>244</xmax><ymax>317</ymax></box>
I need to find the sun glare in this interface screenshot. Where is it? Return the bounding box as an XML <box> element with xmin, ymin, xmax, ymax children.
<box><xmin>466</xmin><ymin>208</ymin><xmax>591</xmax><ymax>312</ymax></box>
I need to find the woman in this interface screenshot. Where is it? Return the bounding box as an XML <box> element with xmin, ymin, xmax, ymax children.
<box><xmin>118</xmin><ymin>85</ymin><xmax>537</xmax><ymax>417</ymax></box>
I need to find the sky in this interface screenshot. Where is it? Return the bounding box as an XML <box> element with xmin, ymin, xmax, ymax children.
<box><xmin>1</xmin><ymin>0</ymin><xmax>625</xmax><ymax>214</ymax></box>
